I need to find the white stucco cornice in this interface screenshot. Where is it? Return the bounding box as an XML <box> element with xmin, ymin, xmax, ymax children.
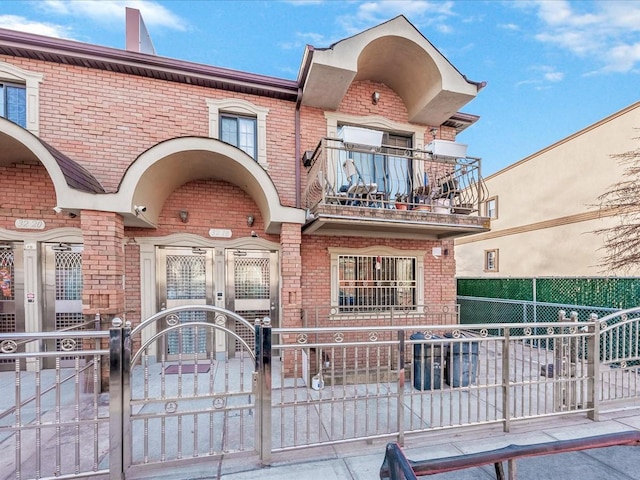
<box><xmin>300</xmin><ymin>16</ymin><xmax>481</xmax><ymax>125</ymax></box>
<box><xmin>0</xmin><ymin>118</ymin><xmax>69</xmax><ymax>205</ymax></box>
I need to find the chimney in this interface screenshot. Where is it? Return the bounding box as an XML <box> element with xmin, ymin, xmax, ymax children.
<box><xmin>125</xmin><ymin>7</ymin><xmax>156</xmax><ymax>55</ymax></box>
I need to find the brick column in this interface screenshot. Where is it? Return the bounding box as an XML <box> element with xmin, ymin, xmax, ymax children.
<box><xmin>81</xmin><ymin>210</ymin><xmax>125</xmax><ymax>320</ymax></box>
<box><xmin>280</xmin><ymin>222</ymin><xmax>302</xmax><ymax>328</ymax></box>
<box><xmin>280</xmin><ymin>223</ymin><xmax>302</xmax><ymax>379</ymax></box>
<box><xmin>81</xmin><ymin>211</ymin><xmax>125</xmax><ymax>390</ymax></box>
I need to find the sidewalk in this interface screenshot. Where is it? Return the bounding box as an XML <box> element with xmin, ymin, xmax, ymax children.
<box><xmin>130</xmin><ymin>408</ymin><xmax>640</xmax><ymax>479</ymax></box>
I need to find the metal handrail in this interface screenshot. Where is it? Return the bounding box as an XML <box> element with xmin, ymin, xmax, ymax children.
<box><xmin>303</xmin><ymin>137</ymin><xmax>487</xmax><ymax>214</ymax></box>
<box><xmin>380</xmin><ymin>432</ymin><xmax>640</xmax><ymax>479</ymax></box>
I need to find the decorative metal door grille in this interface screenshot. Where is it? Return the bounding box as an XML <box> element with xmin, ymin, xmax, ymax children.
<box><xmin>232</xmin><ymin>255</ymin><xmax>271</xmax><ymax>350</ymax></box>
<box><xmin>0</xmin><ymin>249</ymin><xmax>15</xmax><ymax>366</ymax></box>
<box><xmin>234</xmin><ymin>257</ymin><xmax>270</xmax><ymax>299</ymax></box>
<box><xmin>166</xmin><ymin>254</ymin><xmax>207</xmax><ymax>355</ymax></box>
<box><xmin>55</xmin><ymin>251</ymin><xmax>82</xmax><ymax>301</ymax></box>
<box><xmin>54</xmin><ymin>250</ymin><xmax>84</xmax><ymax>355</ymax></box>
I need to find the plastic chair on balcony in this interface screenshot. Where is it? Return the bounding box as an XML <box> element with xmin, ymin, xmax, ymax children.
<box><xmin>342</xmin><ymin>158</ymin><xmax>378</xmax><ymax>206</ymax></box>
<box><xmin>412</xmin><ymin>171</ymin><xmax>431</xmax><ymax>209</ymax></box>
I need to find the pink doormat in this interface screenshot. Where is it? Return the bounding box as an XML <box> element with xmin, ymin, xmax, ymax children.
<box><xmin>163</xmin><ymin>364</ymin><xmax>210</xmax><ymax>374</ymax></box>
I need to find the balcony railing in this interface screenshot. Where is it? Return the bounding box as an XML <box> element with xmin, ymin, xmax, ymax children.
<box><xmin>303</xmin><ymin>137</ymin><xmax>488</xmax><ymax>215</ymax></box>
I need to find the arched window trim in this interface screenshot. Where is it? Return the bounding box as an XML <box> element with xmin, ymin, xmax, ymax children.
<box><xmin>206</xmin><ymin>98</ymin><xmax>269</xmax><ymax>169</ymax></box>
<box><xmin>0</xmin><ymin>61</ymin><xmax>43</xmax><ymax>135</ymax></box>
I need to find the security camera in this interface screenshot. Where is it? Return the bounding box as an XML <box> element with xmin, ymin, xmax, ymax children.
<box><xmin>134</xmin><ymin>205</ymin><xmax>147</xmax><ymax>214</ymax></box>
<box><xmin>53</xmin><ymin>206</ymin><xmax>62</xmax><ymax>214</ymax></box>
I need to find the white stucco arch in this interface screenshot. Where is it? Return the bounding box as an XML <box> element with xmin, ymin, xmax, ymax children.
<box><xmin>300</xmin><ymin>15</ymin><xmax>481</xmax><ymax>125</ymax></box>
<box><xmin>111</xmin><ymin>136</ymin><xmax>304</xmax><ymax>233</ymax></box>
<box><xmin>0</xmin><ymin>118</ymin><xmax>103</xmax><ymax>208</ymax></box>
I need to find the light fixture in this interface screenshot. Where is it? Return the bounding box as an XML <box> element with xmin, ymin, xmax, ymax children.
<box><xmin>179</xmin><ymin>210</ymin><xmax>189</xmax><ymax>223</ymax></box>
<box><xmin>247</xmin><ymin>214</ymin><xmax>254</xmax><ymax>227</ymax></box>
<box><xmin>371</xmin><ymin>91</ymin><xmax>380</xmax><ymax>105</ymax></box>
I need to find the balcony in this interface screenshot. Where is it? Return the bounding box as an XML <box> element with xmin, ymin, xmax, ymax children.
<box><xmin>302</xmin><ymin>137</ymin><xmax>491</xmax><ymax>239</ymax></box>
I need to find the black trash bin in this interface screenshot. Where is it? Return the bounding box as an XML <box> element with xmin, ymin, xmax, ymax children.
<box><xmin>445</xmin><ymin>333</ymin><xmax>478</xmax><ymax>387</ymax></box>
<box><xmin>410</xmin><ymin>333</ymin><xmax>444</xmax><ymax>390</ymax></box>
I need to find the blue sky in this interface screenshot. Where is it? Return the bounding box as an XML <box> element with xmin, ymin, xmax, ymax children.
<box><xmin>1</xmin><ymin>0</ymin><xmax>639</xmax><ymax>175</ymax></box>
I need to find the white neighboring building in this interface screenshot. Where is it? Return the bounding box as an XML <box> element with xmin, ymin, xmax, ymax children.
<box><xmin>456</xmin><ymin>100</ymin><xmax>640</xmax><ymax>278</ymax></box>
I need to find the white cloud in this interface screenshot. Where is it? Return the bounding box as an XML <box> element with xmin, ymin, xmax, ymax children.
<box><xmin>605</xmin><ymin>42</ymin><xmax>640</xmax><ymax>72</ymax></box>
<box><xmin>0</xmin><ymin>14</ymin><xmax>74</xmax><ymax>38</ymax></box>
<box><xmin>531</xmin><ymin>0</ymin><xmax>640</xmax><ymax>74</ymax></box>
<box><xmin>41</xmin><ymin>0</ymin><xmax>188</xmax><ymax>31</ymax></box>
<box><xmin>517</xmin><ymin>65</ymin><xmax>564</xmax><ymax>88</ymax></box>
<box><xmin>499</xmin><ymin>23</ymin><xmax>519</xmax><ymax>31</ymax></box>
<box><xmin>337</xmin><ymin>0</ymin><xmax>456</xmax><ymax>36</ymax></box>
<box><xmin>279</xmin><ymin>31</ymin><xmax>327</xmax><ymax>50</ymax></box>
<box><xmin>544</xmin><ymin>71</ymin><xmax>564</xmax><ymax>82</ymax></box>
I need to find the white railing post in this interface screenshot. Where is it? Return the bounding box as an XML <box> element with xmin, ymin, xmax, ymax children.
<box><xmin>502</xmin><ymin>327</ymin><xmax>511</xmax><ymax>432</ymax></box>
<box><xmin>109</xmin><ymin>318</ymin><xmax>125</xmax><ymax>480</ymax></box>
<box><xmin>587</xmin><ymin>313</ymin><xmax>600</xmax><ymax>421</ymax></box>
<box><xmin>397</xmin><ymin>330</ymin><xmax>405</xmax><ymax>446</ymax></box>
<box><xmin>256</xmin><ymin>317</ymin><xmax>272</xmax><ymax>465</ymax></box>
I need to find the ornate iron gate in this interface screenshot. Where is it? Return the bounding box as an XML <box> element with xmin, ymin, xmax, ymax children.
<box><xmin>115</xmin><ymin>306</ymin><xmax>259</xmax><ymax>478</ymax></box>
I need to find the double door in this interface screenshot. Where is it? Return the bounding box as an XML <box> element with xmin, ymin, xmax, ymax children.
<box><xmin>157</xmin><ymin>247</ymin><xmax>278</xmax><ymax>359</ymax></box>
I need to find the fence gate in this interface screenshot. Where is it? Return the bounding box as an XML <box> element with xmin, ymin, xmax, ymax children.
<box><xmin>117</xmin><ymin>306</ymin><xmax>258</xmax><ymax>478</ymax></box>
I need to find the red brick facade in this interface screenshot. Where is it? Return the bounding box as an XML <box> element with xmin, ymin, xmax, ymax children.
<box><xmin>0</xmin><ymin>18</ymin><xmax>482</xmax><ymax>351</ymax></box>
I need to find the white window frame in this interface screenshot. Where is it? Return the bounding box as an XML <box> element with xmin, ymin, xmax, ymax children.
<box><xmin>0</xmin><ymin>61</ymin><xmax>43</xmax><ymax>135</ymax></box>
<box><xmin>329</xmin><ymin>246</ymin><xmax>424</xmax><ymax>313</ymax></box>
<box><xmin>207</xmin><ymin>98</ymin><xmax>269</xmax><ymax>168</ymax></box>
<box><xmin>485</xmin><ymin>197</ymin><xmax>498</xmax><ymax>219</ymax></box>
<box><xmin>484</xmin><ymin>249</ymin><xmax>498</xmax><ymax>272</ymax></box>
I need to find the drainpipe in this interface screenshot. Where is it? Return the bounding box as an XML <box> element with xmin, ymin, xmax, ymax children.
<box><xmin>295</xmin><ymin>93</ymin><xmax>301</xmax><ymax>208</ymax></box>
<box><xmin>295</xmin><ymin>46</ymin><xmax>314</xmax><ymax>209</ymax></box>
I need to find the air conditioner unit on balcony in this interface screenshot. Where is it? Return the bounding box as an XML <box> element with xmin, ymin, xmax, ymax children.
<box><xmin>427</xmin><ymin>140</ymin><xmax>468</xmax><ymax>159</ymax></box>
<box><xmin>338</xmin><ymin>126</ymin><xmax>383</xmax><ymax>148</ymax></box>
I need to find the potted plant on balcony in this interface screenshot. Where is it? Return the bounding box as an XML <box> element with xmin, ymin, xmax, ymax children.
<box><xmin>395</xmin><ymin>193</ymin><xmax>408</xmax><ymax>210</ymax></box>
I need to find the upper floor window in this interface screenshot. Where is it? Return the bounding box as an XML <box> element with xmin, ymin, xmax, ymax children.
<box><xmin>0</xmin><ymin>82</ymin><xmax>26</xmax><ymax>128</ymax></box>
<box><xmin>485</xmin><ymin>197</ymin><xmax>498</xmax><ymax>219</ymax></box>
<box><xmin>220</xmin><ymin>114</ymin><xmax>257</xmax><ymax>160</ymax></box>
<box><xmin>0</xmin><ymin>62</ymin><xmax>42</xmax><ymax>135</ymax></box>
<box><xmin>206</xmin><ymin>98</ymin><xmax>269</xmax><ymax>168</ymax></box>
<box><xmin>338</xmin><ymin>129</ymin><xmax>413</xmax><ymax>202</ymax></box>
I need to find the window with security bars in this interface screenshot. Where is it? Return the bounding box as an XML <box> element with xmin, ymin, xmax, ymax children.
<box><xmin>338</xmin><ymin>255</ymin><xmax>416</xmax><ymax>311</ymax></box>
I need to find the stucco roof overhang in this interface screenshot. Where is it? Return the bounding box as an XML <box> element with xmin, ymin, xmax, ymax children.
<box><xmin>0</xmin><ymin>118</ymin><xmax>105</xmax><ymax>200</ymax></box>
<box><xmin>300</xmin><ymin>16</ymin><xmax>482</xmax><ymax>125</ymax></box>
<box><xmin>113</xmin><ymin>137</ymin><xmax>305</xmax><ymax>233</ymax></box>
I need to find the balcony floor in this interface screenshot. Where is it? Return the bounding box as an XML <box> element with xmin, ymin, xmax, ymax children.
<box><xmin>303</xmin><ymin>203</ymin><xmax>490</xmax><ymax>239</ymax></box>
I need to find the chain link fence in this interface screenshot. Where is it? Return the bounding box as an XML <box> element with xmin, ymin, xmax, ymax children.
<box><xmin>457</xmin><ymin>277</ymin><xmax>640</xmax><ymax>355</ymax></box>
<box><xmin>458</xmin><ymin>277</ymin><xmax>640</xmax><ymax>309</ymax></box>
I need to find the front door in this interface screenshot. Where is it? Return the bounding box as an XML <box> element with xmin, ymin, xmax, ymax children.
<box><xmin>225</xmin><ymin>249</ymin><xmax>278</xmax><ymax>351</ymax></box>
<box><xmin>0</xmin><ymin>242</ymin><xmax>24</xmax><ymax>371</ymax></box>
<box><xmin>157</xmin><ymin>247</ymin><xmax>215</xmax><ymax>359</ymax></box>
<box><xmin>42</xmin><ymin>243</ymin><xmax>84</xmax><ymax>365</ymax></box>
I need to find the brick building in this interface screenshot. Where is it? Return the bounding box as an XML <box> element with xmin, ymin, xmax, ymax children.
<box><xmin>0</xmin><ymin>13</ymin><xmax>489</xmax><ymax>359</ymax></box>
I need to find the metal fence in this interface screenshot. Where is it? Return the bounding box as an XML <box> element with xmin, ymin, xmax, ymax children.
<box><xmin>458</xmin><ymin>277</ymin><xmax>640</xmax><ymax>310</ymax></box>
<box><xmin>4</xmin><ymin>305</ymin><xmax>640</xmax><ymax>478</ymax></box>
